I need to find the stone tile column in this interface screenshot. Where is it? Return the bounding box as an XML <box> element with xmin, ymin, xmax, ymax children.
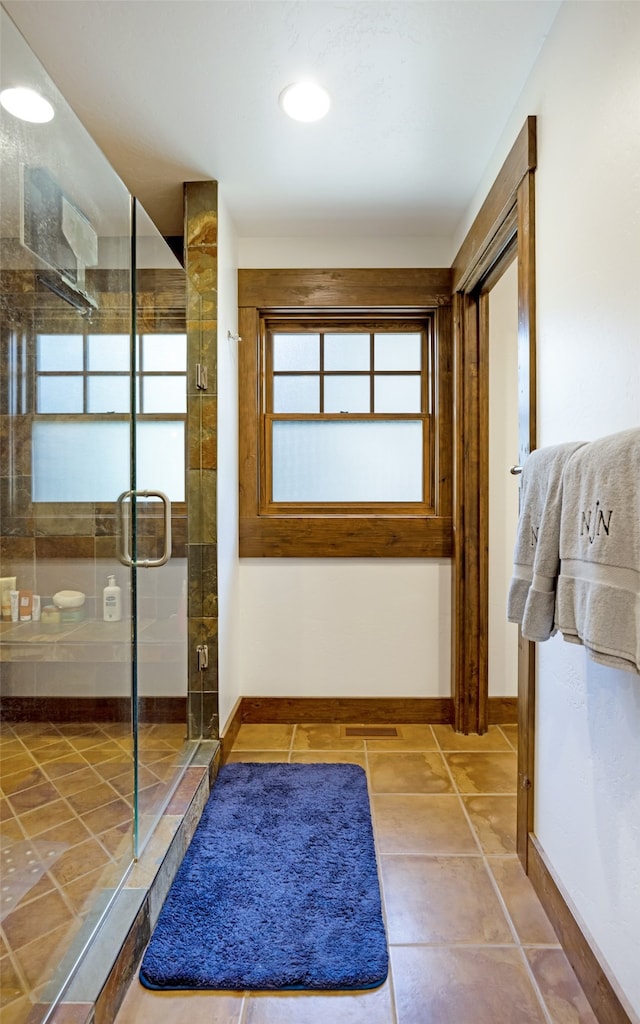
<box><xmin>184</xmin><ymin>181</ymin><xmax>218</xmax><ymax>739</ymax></box>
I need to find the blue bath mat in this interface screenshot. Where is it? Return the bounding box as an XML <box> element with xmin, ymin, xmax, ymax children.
<box><xmin>139</xmin><ymin>761</ymin><xmax>388</xmax><ymax>991</ymax></box>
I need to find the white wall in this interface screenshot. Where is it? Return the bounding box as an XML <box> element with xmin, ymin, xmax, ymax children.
<box><xmin>216</xmin><ymin>194</ymin><xmax>242</xmax><ymax>732</ymax></box>
<box><xmin>488</xmin><ymin>259</ymin><xmax>519</xmax><ymax>696</ymax></box>
<box><xmin>459</xmin><ymin>3</ymin><xmax>640</xmax><ymax>1016</ymax></box>
<box><xmin>238</xmin><ymin>235</ymin><xmax>451</xmax><ymax>269</ymax></box>
<box><xmin>237</xmin><ymin>236</ymin><xmax>452</xmax><ymax>701</ymax></box>
<box><xmin>239</xmin><ymin>559</ymin><xmax>451</xmax><ymax>698</ymax></box>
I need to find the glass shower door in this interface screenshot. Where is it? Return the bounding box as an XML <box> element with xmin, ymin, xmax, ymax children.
<box><xmin>128</xmin><ymin>200</ymin><xmax>190</xmax><ymax>855</ymax></box>
<box><xmin>0</xmin><ymin>9</ymin><xmax>137</xmax><ymax>1018</ymax></box>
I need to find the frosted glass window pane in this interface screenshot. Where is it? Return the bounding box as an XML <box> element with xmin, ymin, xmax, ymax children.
<box><xmin>88</xmin><ymin>376</ymin><xmax>130</xmax><ymax>412</ymax></box>
<box><xmin>88</xmin><ymin>334</ymin><xmax>129</xmax><ymax>371</ymax></box>
<box><xmin>32</xmin><ymin>421</ymin><xmax>130</xmax><ymax>501</ymax></box>
<box><xmin>136</xmin><ymin>422</ymin><xmax>185</xmax><ymax>501</ymax></box>
<box><xmin>142</xmin><ymin>334</ymin><xmax>187</xmax><ymax>371</ymax></box>
<box><xmin>32</xmin><ymin>420</ymin><xmax>185</xmax><ymax>502</ymax></box>
<box><xmin>143</xmin><ymin>377</ymin><xmax>187</xmax><ymax>413</ymax></box>
<box><xmin>37</xmin><ymin>335</ymin><xmax>83</xmax><ymax>371</ymax></box>
<box><xmin>375</xmin><ymin>375</ymin><xmax>421</xmax><ymax>412</ymax></box>
<box><xmin>273</xmin><ymin>376</ymin><xmax>319</xmax><ymax>413</ymax></box>
<box><xmin>37</xmin><ymin>376</ymin><xmax>83</xmax><ymax>412</ymax></box>
<box><xmin>324</xmin><ymin>334</ymin><xmax>370</xmax><ymax>371</ymax></box>
<box><xmin>273</xmin><ymin>333</ymin><xmax>319</xmax><ymax>371</ymax></box>
<box><xmin>324</xmin><ymin>376</ymin><xmax>370</xmax><ymax>413</ymax></box>
<box><xmin>374</xmin><ymin>333</ymin><xmax>421</xmax><ymax>370</ymax></box>
<box><xmin>272</xmin><ymin>420</ymin><xmax>422</xmax><ymax>502</ymax></box>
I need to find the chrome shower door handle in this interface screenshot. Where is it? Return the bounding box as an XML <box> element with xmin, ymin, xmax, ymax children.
<box><xmin>116</xmin><ymin>489</ymin><xmax>172</xmax><ymax>568</ymax></box>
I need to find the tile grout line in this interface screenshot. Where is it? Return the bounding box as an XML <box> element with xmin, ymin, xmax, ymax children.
<box><xmin>447</xmin><ymin>747</ymin><xmax>556</xmax><ymax>1024</ymax></box>
<box><xmin>364</xmin><ymin>735</ymin><xmax>399</xmax><ymax>1024</ymax></box>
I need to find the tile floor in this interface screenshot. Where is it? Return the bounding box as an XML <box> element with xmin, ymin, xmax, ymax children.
<box><xmin>0</xmin><ymin>720</ymin><xmax>190</xmax><ymax>1023</ymax></box>
<box><xmin>114</xmin><ymin>722</ymin><xmax>599</xmax><ymax>1024</ymax></box>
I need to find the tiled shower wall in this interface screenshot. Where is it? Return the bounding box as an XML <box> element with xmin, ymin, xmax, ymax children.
<box><xmin>0</xmin><ymin>267</ymin><xmax>188</xmax><ymax>705</ymax></box>
<box><xmin>184</xmin><ymin>181</ymin><xmax>219</xmax><ymax>740</ymax></box>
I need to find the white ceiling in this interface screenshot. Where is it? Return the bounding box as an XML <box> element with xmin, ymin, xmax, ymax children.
<box><xmin>3</xmin><ymin>0</ymin><xmax>561</xmax><ymax>240</ymax></box>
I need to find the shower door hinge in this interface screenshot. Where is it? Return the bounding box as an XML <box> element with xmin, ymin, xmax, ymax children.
<box><xmin>195</xmin><ymin>364</ymin><xmax>208</xmax><ymax>390</ymax></box>
<box><xmin>196</xmin><ymin>644</ymin><xmax>209</xmax><ymax>671</ymax></box>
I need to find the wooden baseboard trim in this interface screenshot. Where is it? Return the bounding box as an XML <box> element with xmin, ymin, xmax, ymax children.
<box><xmin>527</xmin><ymin>834</ymin><xmax>633</xmax><ymax>1024</ymax></box>
<box><xmin>488</xmin><ymin>696</ymin><xmax>518</xmax><ymax>723</ymax></box>
<box><xmin>219</xmin><ymin>696</ymin><xmax>518</xmax><ymax>731</ymax></box>
<box><xmin>219</xmin><ymin>698</ymin><xmax>243</xmax><ymax>764</ymax></box>
<box><xmin>0</xmin><ymin>696</ymin><xmax>187</xmax><ymax>724</ymax></box>
<box><xmin>239</xmin><ymin>696</ymin><xmax>454</xmax><ymax>725</ymax></box>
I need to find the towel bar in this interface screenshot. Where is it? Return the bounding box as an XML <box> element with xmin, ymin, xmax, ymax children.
<box><xmin>510</xmin><ymin>465</ymin><xmax>523</xmax><ymax>475</ymax></box>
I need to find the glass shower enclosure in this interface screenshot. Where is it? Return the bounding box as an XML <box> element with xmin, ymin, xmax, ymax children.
<box><xmin>1</xmin><ymin>9</ymin><xmax>196</xmax><ymax>1020</ymax></box>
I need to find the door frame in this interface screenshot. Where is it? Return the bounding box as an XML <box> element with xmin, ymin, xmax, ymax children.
<box><xmin>450</xmin><ymin>116</ymin><xmax>537</xmax><ymax>869</ymax></box>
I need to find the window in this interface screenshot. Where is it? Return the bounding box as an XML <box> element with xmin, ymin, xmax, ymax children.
<box><xmin>32</xmin><ymin>331</ymin><xmax>186</xmax><ymax>502</ymax></box>
<box><xmin>267</xmin><ymin>321</ymin><xmax>429</xmax><ymax>506</ymax></box>
<box><xmin>238</xmin><ymin>269</ymin><xmax>453</xmax><ymax>557</ymax></box>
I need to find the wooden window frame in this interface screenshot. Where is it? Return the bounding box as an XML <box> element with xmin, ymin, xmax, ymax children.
<box><xmin>238</xmin><ymin>268</ymin><xmax>453</xmax><ymax>557</ymax></box>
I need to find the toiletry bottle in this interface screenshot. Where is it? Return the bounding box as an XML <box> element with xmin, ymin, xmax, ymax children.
<box><xmin>32</xmin><ymin>595</ymin><xmax>41</xmax><ymax>622</ymax></box>
<box><xmin>103</xmin><ymin>575</ymin><xmax>122</xmax><ymax>622</ymax></box>
<box><xmin>19</xmin><ymin>590</ymin><xmax>32</xmax><ymax>621</ymax></box>
<box><xmin>9</xmin><ymin>590</ymin><xmax>19</xmax><ymax>622</ymax></box>
<box><xmin>1</xmin><ymin>590</ymin><xmax>11</xmax><ymax>621</ymax></box>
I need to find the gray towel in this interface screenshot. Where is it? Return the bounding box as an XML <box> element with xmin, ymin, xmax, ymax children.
<box><xmin>507</xmin><ymin>441</ymin><xmax>586</xmax><ymax>631</ymax></box>
<box><xmin>555</xmin><ymin>427</ymin><xmax>640</xmax><ymax>675</ymax></box>
<box><xmin>521</xmin><ymin>441</ymin><xmax>588</xmax><ymax>641</ymax></box>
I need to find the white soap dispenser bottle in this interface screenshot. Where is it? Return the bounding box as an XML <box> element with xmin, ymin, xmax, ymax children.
<box><xmin>103</xmin><ymin>574</ymin><xmax>122</xmax><ymax>622</ymax></box>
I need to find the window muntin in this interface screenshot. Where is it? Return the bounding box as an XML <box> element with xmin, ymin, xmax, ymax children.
<box><xmin>264</xmin><ymin>320</ymin><xmax>432</xmax><ymax>511</ymax></box>
<box><xmin>33</xmin><ymin>331</ymin><xmax>187</xmax><ymax>502</ymax></box>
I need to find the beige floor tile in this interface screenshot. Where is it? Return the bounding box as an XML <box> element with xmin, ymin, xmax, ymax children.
<box><xmin>381</xmin><ymin>855</ymin><xmax>512</xmax><ymax>944</ymax></box>
<box><xmin>35</xmin><ymin>815</ymin><xmax>92</xmax><ymax>848</ymax></box>
<box><xmin>290</xmin><ymin>751</ymin><xmax>367</xmax><ymax>768</ymax></box>
<box><xmin>114</xmin><ymin>979</ymin><xmax>244</xmax><ymax>1023</ymax></box>
<box><xmin>51</xmin><ymin>766</ymin><xmax>102</xmax><ymax>797</ymax></box>
<box><xmin>233</xmin><ymin>724</ymin><xmax>295</xmax><ymax>751</ymax></box>
<box><xmin>525</xmin><ymin>948</ymin><xmax>599</xmax><ymax>1023</ymax></box>
<box><xmin>365</xmin><ymin>724</ymin><xmax>437</xmax><ymax>751</ymax></box>
<box><xmin>391</xmin><ymin>946</ymin><xmax>547</xmax><ymax>1024</ymax></box>
<box><xmin>0</xmin><ymin>952</ymin><xmax>25</xmax><ymax>1007</ymax></box>
<box><xmin>36</xmin><ymin>741</ymin><xmax>77</xmax><ymax>764</ymax></box>
<box><xmin>433</xmin><ymin>724</ymin><xmax>512</xmax><ymax>751</ymax></box>
<box><xmin>226</xmin><ymin>750</ymin><xmax>290</xmax><ymax>763</ymax></box>
<box><xmin>500</xmin><ymin>724</ymin><xmax>518</xmax><ymax>751</ymax></box>
<box><xmin>49</xmin><ymin>837</ymin><xmax>111</xmax><ymax>887</ymax></box>
<box><xmin>81</xmin><ymin>798</ymin><xmax>132</xmax><ymax>836</ymax></box>
<box><xmin>368</xmin><ymin>751</ymin><xmax>453</xmax><ymax>793</ymax></box>
<box><xmin>0</xmin><ymin>817</ymin><xmax>24</xmax><ymax>844</ymax></box>
<box><xmin>0</xmin><ymin>752</ymin><xmax>37</xmax><ymax>777</ymax></box>
<box><xmin>463</xmin><ymin>795</ymin><xmax>517</xmax><ymax>854</ymax></box>
<box><xmin>373</xmin><ymin>795</ymin><xmax>477</xmax><ymax>855</ymax></box>
<box><xmin>2</xmin><ymin>768</ymin><xmax>50</xmax><ymax>798</ymax></box>
<box><xmin>6</xmin><ymin>781</ymin><xmax>64</xmax><ymax>814</ymax></box>
<box><xmin>0</xmin><ymin>996</ymin><xmax>32</xmax><ymax>1024</ymax></box>
<box><xmin>13</xmin><ymin>918</ymin><xmax>82</xmax><ymax>990</ymax></box>
<box><xmin>487</xmin><ymin>857</ymin><xmax>559</xmax><ymax>945</ymax></box>
<box><xmin>292</xmin><ymin>724</ymin><xmax>364</xmax><ymax>751</ymax></box>
<box><xmin>19</xmin><ymin>798</ymin><xmax>76</xmax><ymax>837</ymax></box>
<box><xmin>245</xmin><ymin>979</ymin><xmax>393</xmax><ymax>1024</ymax></box>
<box><xmin>444</xmin><ymin>751</ymin><xmax>517</xmax><ymax>794</ymax></box>
<box><xmin>42</xmin><ymin>756</ymin><xmax>93</xmax><ymax>780</ymax></box>
<box><xmin>66</xmin><ymin>781</ymin><xmax>122</xmax><ymax>815</ymax></box>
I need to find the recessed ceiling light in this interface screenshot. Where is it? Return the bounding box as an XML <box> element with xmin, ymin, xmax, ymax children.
<box><xmin>279</xmin><ymin>81</ymin><xmax>330</xmax><ymax>123</ymax></box>
<box><xmin>0</xmin><ymin>86</ymin><xmax>54</xmax><ymax>123</ymax></box>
